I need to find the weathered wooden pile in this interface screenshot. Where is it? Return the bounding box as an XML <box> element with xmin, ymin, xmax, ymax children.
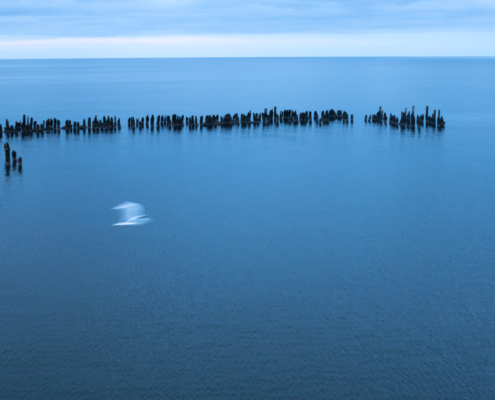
<box><xmin>425</xmin><ymin>106</ymin><xmax>445</xmax><ymax>129</ymax></box>
<box><xmin>388</xmin><ymin>106</ymin><xmax>425</xmax><ymax>129</ymax></box>
<box><xmin>279</xmin><ymin>109</ymin><xmax>307</xmax><ymax>125</ymax></box>
<box><xmin>365</xmin><ymin>106</ymin><xmax>445</xmax><ymax>130</ymax></box>
<box><xmin>128</xmin><ymin>115</ymin><xmax>199</xmax><ymax>130</ymax></box>
<box><xmin>127</xmin><ymin>107</ymin><xmax>352</xmax><ymax>131</ymax></box>
<box><xmin>0</xmin><ymin>116</ymin><xmax>61</xmax><ymax>138</ymax></box>
<box><xmin>62</xmin><ymin>116</ymin><xmax>121</xmax><ymax>133</ymax></box>
<box><xmin>128</xmin><ymin>112</ymin><xmax>253</xmax><ymax>130</ymax></box>
<box><xmin>316</xmin><ymin>109</ymin><xmax>351</xmax><ymax>125</ymax></box>
<box><xmin>0</xmin><ymin>105</ymin><xmax>447</xmax><ymax>150</ymax></box>
<box><xmin>4</xmin><ymin>142</ymin><xmax>22</xmax><ymax>171</ymax></box>
<box><xmin>240</xmin><ymin>112</ymin><xmax>257</xmax><ymax>125</ymax></box>
<box><xmin>365</xmin><ymin>107</ymin><xmax>388</xmax><ymax>124</ymax></box>
<box><xmin>0</xmin><ymin>115</ymin><xmax>121</xmax><ymax>138</ymax></box>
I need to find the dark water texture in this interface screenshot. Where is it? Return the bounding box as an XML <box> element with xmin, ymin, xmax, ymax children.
<box><xmin>1</xmin><ymin>58</ymin><xmax>495</xmax><ymax>399</ymax></box>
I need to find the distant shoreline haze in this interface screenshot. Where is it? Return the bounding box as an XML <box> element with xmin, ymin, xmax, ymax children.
<box><xmin>1</xmin><ymin>31</ymin><xmax>495</xmax><ymax>58</ymax></box>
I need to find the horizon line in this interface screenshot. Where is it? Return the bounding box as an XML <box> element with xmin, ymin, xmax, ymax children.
<box><xmin>1</xmin><ymin>32</ymin><xmax>494</xmax><ymax>58</ymax></box>
<box><xmin>1</xmin><ymin>56</ymin><xmax>495</xmax><ymax>61</ymax></box>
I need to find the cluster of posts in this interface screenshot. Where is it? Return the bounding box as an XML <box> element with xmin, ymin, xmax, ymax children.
<box><xmin>127</xmin><ymin>107</ymin><xmax>352</xmax><ymax>131</ymax></box>
<box><xmin>62</xmin><ymin>116</ymin><xmax>121</xmax><ymax>134</ymax></box>
<box><xmin>315</xmin><ymin>110</ymin><xmax>351</xmax><ymax>125</ymax></box>
<box><xmin>0</xmin><ymin>116</ymin><xmax>61</xmax><ymax>138</ymax></box>
<box><xmin>4</xmin><ymin>143</ymin><xmax>21</xmax><ymax>172</ymax></box>
<box><xmin>0</xmin><ymin>106</ymin><xmax>446</xmax><ymax>171</ymax></box>
<box><xmin>365</xmin><ymin>106</ymin><xmax>446</xmax><ymax>130</ymax></box>
<box><xmin>0</xmin><ymin>107</ymin><xmax>447</xmax><ymax>138</ymax></box>
<box><xmin>0</xmin><ymin>115</ymin><xmax>120</xmax><ymax>138</ymax></box>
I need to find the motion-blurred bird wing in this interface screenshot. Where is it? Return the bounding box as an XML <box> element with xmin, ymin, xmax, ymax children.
<box><xmin>112</xmin><ymin>202</ymin><xmax>145</xmax><ymax>224</ymax></box>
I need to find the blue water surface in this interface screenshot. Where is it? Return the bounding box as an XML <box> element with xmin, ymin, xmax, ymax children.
<box><xmin>1</xmin><ymin>58</ymin><xmax>494</xmax><ymax>399</ymax></box>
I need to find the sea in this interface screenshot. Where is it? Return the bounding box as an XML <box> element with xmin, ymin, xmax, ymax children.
<box><xmin>0</xmin><ymin>58</ymin><xmax>494</xmax><ymax>399</ymax></box>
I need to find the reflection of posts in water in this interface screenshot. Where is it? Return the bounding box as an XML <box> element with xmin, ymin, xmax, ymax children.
<box><xmin>4</xmin><ymin>143</ymin><xmax>10</xmax><ymax>171</ymax></box>
<box><xmin>3</xmin><ymin>143</ymin><xmax>22</xmax><ymax>173</ymax></box>
<box><xmin>5</xmin><ymin>146</ymin><xmax>10</xmax><ymax>175</ymax></box>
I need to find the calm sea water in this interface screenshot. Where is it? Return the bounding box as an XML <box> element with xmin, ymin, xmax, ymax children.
<box><xmin>1</xmin><ymin>58</ymin><xmax>495</xmax><ymax>399</ymax></box>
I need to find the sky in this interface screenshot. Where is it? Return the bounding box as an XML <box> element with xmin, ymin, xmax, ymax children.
<box><xmin>0</xmin><ymin>0</ymin><xmax>494</xmax><ymax>58</ymax></box>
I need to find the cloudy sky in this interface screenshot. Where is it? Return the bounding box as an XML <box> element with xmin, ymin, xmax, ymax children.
<box><xmin>1</xmin><ymin>0</ymin><xmax>494</xmax><ymax>57</ymax></box>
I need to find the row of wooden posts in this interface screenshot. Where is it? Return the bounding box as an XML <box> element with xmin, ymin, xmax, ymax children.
<box><xmin>0</xmin><ymin>107</ymin><xmax>446</xmax><ymax>170</ymax></box>
<box><xmin>0</xmin><ymin>106</ymin><xmax>446</xmax><ymax>140</ymax></box>
<box><xmin>0</xmin><ymin>109</ymin><xmax>354</xmax><ymax>138</ymax></box>
<box><xmin>128</xmin><ymin>108</ymin><xmax>352</xmax><ymax>130</ymax></box>
<box><xmin>4</xmin><ymin>143</ymin><xmax>21</xmax><ymax>170</ymax></box>
<box><xmin>0</xmin><ymin>115</ymin><xmax>121</xmax><ymax>138</ymax></box>
<box><xmin>365</xmin><ymin>106</ymin><xmax>446</xmax><ymax>130</ymax></box>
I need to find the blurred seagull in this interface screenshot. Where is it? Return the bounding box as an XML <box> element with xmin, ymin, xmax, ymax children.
<box><xmin>112</xmin><ymin>202</ymin><xmax>152</xmax><ymax>226</ymax></box>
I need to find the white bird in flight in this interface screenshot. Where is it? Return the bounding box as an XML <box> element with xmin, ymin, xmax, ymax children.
<box><xmin>112</xmin><ymin>202</ymin><xmax>152</xmax><ymax>226</ymax></box>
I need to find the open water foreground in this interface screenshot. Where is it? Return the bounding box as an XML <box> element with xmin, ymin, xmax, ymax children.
<box><xmin>1</xmin><ymin>58</ymin><xmax>495</xmax><ymax>399</ymax></box>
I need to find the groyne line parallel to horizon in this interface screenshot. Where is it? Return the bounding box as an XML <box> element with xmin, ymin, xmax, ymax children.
<box><xmin>0</xmin><ymin>106</ymin><xmax>445</xmax><ymax>140</ymax></box>
<box><xmin>2</xmin><ymin>105</ymin><xmax>445</xmax><ymax>171</ymax></box>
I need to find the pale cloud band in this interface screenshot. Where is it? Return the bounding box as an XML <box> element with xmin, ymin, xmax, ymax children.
<box><xmin>1</xmin><ymin>32</ymin><xmax>494</xmax><ymax>58</ymax></box>
<box><xmin>1</xmin><ymin>0</ymin><xmax>494</xmax><ymax>57</ymax></box>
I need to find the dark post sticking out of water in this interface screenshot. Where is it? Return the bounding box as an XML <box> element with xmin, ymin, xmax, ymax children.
<box><xmin>127</xmin><ymin>107</ymin><xmax>351</xmax><ymax>132</ymax></box>
<box><xmin>1</xmin><ymin>115</ymin><xmax>62</xmax><ymax>137</ymax></box>
<box><xmin>0</xmin><ymin>115</ymin><xmax>115</xmax><ymax>135</ymax></box>
<box><xmin>4</xmin><ymin>142</ymin><xmax>10</xmax><ymax>161</ymax></box>
<box><xmin>367</xmin><ymin>105</ymin><xmax>444</xmax><ymax>131</ymax></box>
<box><xmin>366</xmin><ymin>107</ymin><xmax>386</xmax><ymax>124</ymax></box>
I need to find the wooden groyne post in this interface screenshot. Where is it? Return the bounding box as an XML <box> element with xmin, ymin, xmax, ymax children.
<box><xmin>4</xmin><ymin>142</ymin><xmax>10</xmax><ymax>160</ymax></box>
